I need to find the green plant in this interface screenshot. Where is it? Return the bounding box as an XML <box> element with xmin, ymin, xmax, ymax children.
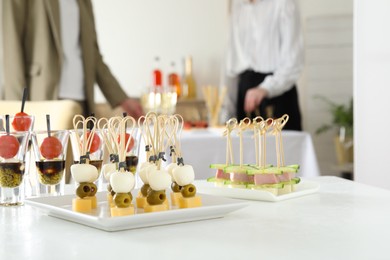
<box><xmin>315</xmin><ymin>96</ymin><xmax>353</xmax><ymax>136</ymax></box>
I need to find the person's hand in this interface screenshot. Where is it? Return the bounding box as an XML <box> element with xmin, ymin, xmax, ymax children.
<box><xmin>120</xmin><ymin>98</ymin><xmax>144</xmax><ymax>120</ymax></box>
<box><xmin>244</xmin><ymin>87</ymin><xmax>268</xmax><ymax>113</ymax></box>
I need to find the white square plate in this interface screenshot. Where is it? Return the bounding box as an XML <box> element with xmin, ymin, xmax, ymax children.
<box><xmin>25</xmin><ymin>191</ymin><xmax>248</xmax><ymax>232</ymax></box>
<box><xmin>195</xmin><ymin>179</ymin><xmax>320</xmax><ymax>202</ymax></box>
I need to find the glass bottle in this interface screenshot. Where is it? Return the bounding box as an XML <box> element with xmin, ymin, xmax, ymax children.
<box><xmin>168</xmin><ymin>62</ymin><xmax>181</xmax><ymax>98</ymax></box>
<box><xmin>183</xmin><ymin>56</ymin><xmax>196</xmax><ymax>99</ymax></box>
<box><xmin>152</xmin><ymin>56</ymin><xmax>163</xmax><ymax>90</ymax></box>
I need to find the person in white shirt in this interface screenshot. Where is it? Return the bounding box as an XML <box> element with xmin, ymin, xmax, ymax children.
<box><xmin>222</xmin><ymin>0</ymin><xmax>303</xmax><ymax>130</ymax></box>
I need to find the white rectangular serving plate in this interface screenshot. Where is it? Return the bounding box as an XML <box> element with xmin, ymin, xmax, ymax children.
<box><xmin>195</xmin><ymin>179</ymin><xmax>320</xmax><ymax>202</ymax></box>
<box><xmin>25</xmin><ymin>192</ymin><xmax>248</xmax><ymax>232</ymax></box>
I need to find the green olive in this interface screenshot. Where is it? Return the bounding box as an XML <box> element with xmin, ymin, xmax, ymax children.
<box><xmin>76</xmin><ymin>183</ymin><xmax>91</xmax><ymax>198</ymax></box>
<box><xmin>89</xmin><ymin>183</ymin><xmax>97</xmax><ymax>196</ymax></box>
<box><xmin>181</xmin><ymin>184</ymin><xmax>196</xmax><ymax>198</ymax></box>
<box><xmin>114</xmin><ymin>193</ymin><xmax>132</xmax><ymax>208</ymax></box>
<box><xmin>147</xmin><ymin>190</ymin><xmax>166</xmax><ymax>205</ymax></box>
<box><xmin>141</xmin><ymin>184</ymin><xmax>150</xmax><ymax>197</ymax></box>
<box><xmin>171</xmin><ymin>182</ymin><xmax>182</xmax><ymax>193</ymax></box>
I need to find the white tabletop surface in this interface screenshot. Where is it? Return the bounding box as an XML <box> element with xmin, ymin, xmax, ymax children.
<box><xmin>1</xmin><ymin>176</ymin><xmax>390</xmax><ymax>260</ymax></box>
<box><xmin>139</xmin><ymin>129</ymin><xmax>321</xmax><ymax>179</ymax></box>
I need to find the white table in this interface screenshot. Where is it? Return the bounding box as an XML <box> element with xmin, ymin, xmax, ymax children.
<box><xmin>140</xmin><ymin>129</ymin><xmax>320</xmax><ymax>179</ymax></box>
<box><xmin>1</xmin><ymin>176</ymin><xmax>390</xmax><ymax>259</ymax></box>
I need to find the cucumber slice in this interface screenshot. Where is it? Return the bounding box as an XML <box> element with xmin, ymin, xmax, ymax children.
<box><xmin>248</xmin><ymin>167</ymin><xmax>283</xmax><ymax>174</ymax></box>
<box><xmin>279</xmin><ymin>178</ymin><xmax>301</xmax><ymax>186</ymax></box>
<box><xmin>223</xmin><ymin>180</ymin><xmax>248</xmax><ymax>185</ymax></box>
<box><xmin>287</xmin><ymin>164</ymin><xmax>300</xmax><ymax>170</ymax></box>
<box><xmin>277</xmin><ymin>166</ymin><xmax>299</xmax><ymax>173</ymax></box>
<box><xmin>223</xmin><ymin>165</ymin><xmax>249</xmax><ymax>174</ymax></box>
<box><xmin>209</xmin><ymin>163</ymin><xmax>229</xmax><ymax>169</ymax></box>
<box><xmin>291</xmin><ymin>177</ymin><xmax>301</xmax><ymax>184</ymax></box>
<box><xmin>207</xmin><ymin>177</ymin><xmax>216</xmax><ymax>182</ymax></box>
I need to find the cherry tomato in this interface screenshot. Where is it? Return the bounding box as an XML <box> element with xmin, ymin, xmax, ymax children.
<box><xmin>183</xmin><ymin>121</ymin><xmax>192</xmax><ymax>130</ymax></box>
<box><xmin>83</xmin><ymin>132</ymin><xmax>101</xmax><ymax>154</ymax></box>
<box><xmin>0</xmin><ymin>135</ymin><xmax>20</xmax><ymax>159</ymax></box>
<box><xmin>12</xmin><ymin>112</ymin><xmax>32</xmax><ymax>131</ymax></box>
<box><xmin>117</xmin><ymin>133</ymin><xmax>135</xmax><ymax>152</ymax></box>
<box><xmin>40</xmin><ymin>136</ymin><xmax>62</xmax><ymax>159</ymax></box>
<box><xmin>194</xmin><ymin>120</ymin><xmax>208</xmax><ymax>128</ymax></box>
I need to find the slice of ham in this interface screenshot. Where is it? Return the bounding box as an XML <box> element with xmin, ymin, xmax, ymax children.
<box><xmin>216</xmin><ymin>169</ymin><xmax>230</xmax><ymax>180</ymax></box>
<box><xmin>254</xmin><ymin>174</ymin><xmax>279</xmax><ymax>185</ymax></box>
<box><xmin>230</xmin><ymin>173</ymin><xmax>254</xmax><ymax>183</ymax></box>
<box><xmin>277</xmin><ymin>172</ymin><xmax>296</xmax><ymax>182</ymax></box>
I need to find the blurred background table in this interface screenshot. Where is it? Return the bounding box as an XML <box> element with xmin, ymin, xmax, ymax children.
<box><xmin>139</xmin><ymin>129</ymin><xmax>320</xmax><ymax>179</ymax></box>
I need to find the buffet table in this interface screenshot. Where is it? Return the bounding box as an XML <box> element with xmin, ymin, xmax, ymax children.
<box><xmin>139</xmin><ymin>129</ymin><xmax>320</xmax><ymax>179</ymax></box>
<box><xmin>1</xmin><ymin>176</ymin><xmax>389</xmax><ymax>259</ymax></box>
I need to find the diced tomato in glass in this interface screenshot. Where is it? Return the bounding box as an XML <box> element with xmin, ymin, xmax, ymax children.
<box><xmin>12</xmin><ymin>112</ymin><xmax>32</xmax><ymax>131</ymax></box>
<box><xmin>0</xmin><ymin>135</ymin><xmax>20</xmax><ymax>159</ymax></box>
<box><xmin>40</xmin><ymin>136</ymin><xmax>62</xmax><ymax>159</ymax></box>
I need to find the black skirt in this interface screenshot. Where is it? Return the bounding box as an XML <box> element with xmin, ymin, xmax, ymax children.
<box><xmin>236</xmin><ymin>70</ymin><xmax>302</xmax><ymax>131</ymax></box>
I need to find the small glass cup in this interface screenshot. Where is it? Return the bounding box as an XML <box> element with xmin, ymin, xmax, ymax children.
<box><xmin>0</xmin><ymin>131</ymin><xmax>30</xmax><ymax>206</ymax></box>
<box><xmin>31</xmin><ymin>130</ymin><xmax>70</xmax><ymax>196</ymax></box>
<box><xmin>70</xmin><ymin>129</ymin><xmax>104</xmax><ymax>189</ymax></box>
<box><xmin>0</xmin><ymin>115</ymin><xmax>35</xmax><ymax>197</ymax></box>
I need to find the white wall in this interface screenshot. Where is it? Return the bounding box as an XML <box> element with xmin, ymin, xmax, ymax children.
<box><xmin>92</xmin><ymin>0</ymin><xmax>354</xmax><ymax>176</ymax></box>
<box><xmin>298</xmin><ymin>0</ymin><xmax>353</xmax><ymax>17</ymax></box>
<box><xmin>354</xmin><ymin>0</ymin><xmax>390</xmax><ymax>189</ymax></box>
<box><xmin>92</xmin><ymin>0</ymin><xmax>229</xmax><ymax>101</ymax></box>
<box><xmin>298</xmin><ymin>0</ymin><xmax>353</xmax><ymax>176</ymax></box>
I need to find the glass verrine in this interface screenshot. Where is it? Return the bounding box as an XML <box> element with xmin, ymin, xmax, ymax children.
<box><xmin>0</xmin><ymin>131</ymin><xmax>30</xmax><ymax>206</ymax></box>
<box><xmin>31</xmin><ymin>130</ymin><xmax>70</xmax><ymax>196</ymax></box>
<box><xmin>0</xmin><ymin>115</ymin><xmax>35</xmax><ymax>197</ymax></box>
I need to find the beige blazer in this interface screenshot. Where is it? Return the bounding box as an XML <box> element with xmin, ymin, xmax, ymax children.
<box><xmin>2</xmin><ymin>0</ymin><xmax>128</xmax><ymax>112</ymax></box>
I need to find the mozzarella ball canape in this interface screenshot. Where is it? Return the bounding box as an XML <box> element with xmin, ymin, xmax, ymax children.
<box><xmin>172</xmin><ymin>164</ymin><xmax>202</xmax><ymax>209</ymax></box>
<box><xmin>143</xmin><ymin>169</ymin><xmax>171</xmax><ymax>213</ymax></box>
<box><xmin>136</xmin><ymin>162</ymin><xmax>157</xmax><ymax>208</ymax></box>
<box><xmin>71</xmin><ymin>163</ymin><xmax>99</xmax><ymax>213</ymax></box>
<box><xmin>109</xmin><ymin>171</ymin><xmax>135</xmax><ymax>217</ymax></box>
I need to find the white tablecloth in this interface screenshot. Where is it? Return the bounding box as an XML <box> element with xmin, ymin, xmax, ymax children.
<box><xmin>139</xmin><ymin>129</ymin><xmax>320</xmax><ymax>179</ymax></box>
<box><xmin>2</xmin><ymin>177</ymin><xmax>390</xmax><ymax>260</ymax></box>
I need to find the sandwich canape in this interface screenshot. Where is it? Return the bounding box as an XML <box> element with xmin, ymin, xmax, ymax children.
<box><xmin>208</xmin><ymin>115</ymin><xmax>301</xmax><ymax>195</ymax></box>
